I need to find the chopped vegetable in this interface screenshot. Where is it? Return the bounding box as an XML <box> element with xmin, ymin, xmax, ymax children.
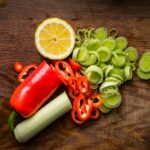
<box><xmin>55</xmin><ymin>60</ymin><xmax>74</xmax><ymax>85</ymax></box>
<box><xmin>18</xmin><ymin>64</ymin><xmax>37</xmax><ymax>83</ymax></box>
<box><xmin>10</xmin><ymin>61</ymin><xmax>62</xmax><ymax>118</ymax></box>
<box><xmin>94</xmin><ymin>27</ymin><xmax>108</xmax><ymax>40</ymax></box>
<box><xmin>14</xmin><ymin>62</ymin><xmax>24</xmax><ymax>73</ymax></box>
<box><xmin>124</xmin><ymin>47</ymin><xmax>138</xmax><ymax>62</ymax></box>
<box><xmin>14</xmin><ymin>92</ymin><xmax>72</xmax><ymax>143</ymax></box>
<box><xmin>137</xmin><ymin>52</ymin><xmax>150</xmax><ymax>80</ymax></box>
<box><xmin>116</xmin><ymin>37</ymin><xmax>128</xmax><ymax>50</ymax></box>
<box><xmin>8</xmin><ymin>111</ymin><xmax>18</xmax><ymax>132</ymax></box>
<box><xmin>69</xmin><ymin>58</ymin><xmax>81</xmax><ymax>71</ymax></box>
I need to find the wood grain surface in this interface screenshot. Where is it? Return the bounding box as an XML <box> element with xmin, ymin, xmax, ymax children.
<box><xmin>0</xmin><ymin>0</ymin><xmax>150</xmax><ymax>150</ymax></box>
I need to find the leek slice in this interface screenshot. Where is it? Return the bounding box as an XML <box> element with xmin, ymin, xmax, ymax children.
<box><xmin>125</xmin><ymin>47</ymin><xmax>138</xmax><ymax>62</ymax></box>
<box><xmin>102</xmin><ymin>37</ymin><xmax>116</xmax><ymax>51</ymax></box>
<box><xmin>94</xmin><ymin>27</ymin><xmax>108</xmax><ymax>40</ymax></box>
<box><xmin>99</xmin><ymin>104</ymin><xmax>111</xmax><ymax>113</ymax></box>
<box><xmin>85</xmin><ymin>65</ymin><xmax>103</xmax><ymax>84</ymax></box>
<box><xmin>97</xmin><ymin>47</ymin><xmax>111</xmax><ymax>62</ymax></box>
<box><xmin>103</xmin><ymin>92</ymin><xmax>121</xmax><ymax>108</ymax></box>
<box><xmin>116</xmin><ymin>37</ymin><xmax>128</xmax><ymax>50</ymax></box>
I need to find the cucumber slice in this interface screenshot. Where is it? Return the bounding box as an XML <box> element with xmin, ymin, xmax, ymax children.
<box><xmin>86</xmin><ymin>39</ymin><xmax>101</xmax><ymax>51</ymax></box>
<box><xmin>137</xmin><ymin>68</ymin><xmax>150</xmax><ymax>80</ymax></box>
<box><xmin>97</xmin><ymin>47</ymin><xmax>112</xmax><ymax>62</ymax></box>
<box><xmin>139</xmin><ymin>55</ymin><xmax>150</xmax><ymax>73</ymax></box>
<box><xmin>77</xmin><ymin>47</ymin><xmax>89</xmax><ymax>63</ymax></box>
<box><xmin>125</xmin><ymin>47</ymin><xmax>138</xmax><ymax>62</ymax></box>
<box><xmin>103</xmin><ymin>92</ymin><xmax>121</xmax><ymax>108</ymax></box>
<box><xmin>94</xmin><ymin>27</ymin><xmax>108</xmax><ymax>40</ymax></box>
<box><xmin>116</xmin><ymin>37</ymin><xmax>128</xmax><ymax>50</ymax></box>
<box><xmin>102</xmin><ymin>37</ymin><xmax>116</xmax><ymax>51</ymax></box>
<box><xmin>99</xmin><ymin>104</ymin><xmax>111</xmax><ymax>113</ymax></box>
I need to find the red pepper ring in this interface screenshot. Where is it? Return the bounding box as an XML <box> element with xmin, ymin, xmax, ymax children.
<box><xmin>76</xmin><ymin>76</ymin><xmax>90</xmax><ymax>94</ymax></box>
<box><xmin>55</xmin><ymin>60</ymin><xmax>74</xmax><ymax>85</ymax></box>
<box><xmin>75</xmin><ymin>94</ymin><xmax>93</xmax><ymax>121</ymax></box>
<box><xmin>90</xmin><ymin>108</ymin><xmax>100</xmax><ymax>120</ymax></box>
<box><xmin>71</xmin><ymin>109</ymin><xmax>85</xmax><ymax>125</ymax></box>
<box><xmin>67</xmin><ymin>88</ymin><xmax>80</xmax><ymax>100</ymax></box>
<box><xmin>18</xmin><ymin>64</ymin><xmax>37</xmax><ymax>83</ymax></box>
<box><xmin>68</xmin><ymin>76</ymin><xmax>78</xmax><ymax>91</ymax></box>
<box><xmin>89</xmin><ymin>93</ymin><xmax>103</xmax><ymax>108</ymax></box>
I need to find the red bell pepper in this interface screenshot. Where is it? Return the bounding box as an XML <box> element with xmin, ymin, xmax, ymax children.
<box><xmin>10</xmin><ymin>61</ymin><xmax>62</xmax><ymax>118</ymax></box>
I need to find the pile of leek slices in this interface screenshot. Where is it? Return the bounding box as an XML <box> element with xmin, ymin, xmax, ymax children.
<box><xmin>72</xmin><ymin>27</ymin><xmax>139</xmax><ymax>113</ymax></box>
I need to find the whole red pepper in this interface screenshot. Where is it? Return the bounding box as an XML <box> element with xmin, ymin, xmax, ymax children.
<box><xmin>10</xmin><ymin>61</ymin><xmax>62</xmax><ymax>118</ymax></box>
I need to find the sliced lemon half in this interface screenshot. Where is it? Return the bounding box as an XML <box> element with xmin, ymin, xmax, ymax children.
<box><xmin>35</xmin><ymin>18</ymin><xmax>75</xmax><ymax>60</ymax></box>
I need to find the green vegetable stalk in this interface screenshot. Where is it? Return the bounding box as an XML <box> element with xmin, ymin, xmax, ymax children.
<box><xmin>14</xmin><ymin>91</ymin><xmax>72</xmax><ymax>143</ymax></box>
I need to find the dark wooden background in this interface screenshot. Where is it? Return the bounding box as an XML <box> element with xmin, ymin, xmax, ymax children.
<box><xmin>0</xmin><ymin>0</ymin><xmax>150</xmax><ymax>150</ymax></box>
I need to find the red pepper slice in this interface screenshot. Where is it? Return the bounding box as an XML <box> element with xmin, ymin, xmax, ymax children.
<box><xmin>90</xmin><ymin>108</ymin><xmax>100</xmax><ymax>120</ymax></box>
<box><xmin>18</xmin><ymin>64</ymin><xmax>37</xmax><ymax>83</ymax></box>
<box><xmin>55</xmin><ymin>60</ymin><xmax>74</xmax><ymax>85</ymax></box>
<box><xmin>74</xmin><ymin>71</ymin><xmax>82</xmax><ymax>77</ymax></box>
<box><xmin>69</xmin><ymin>58</ymin><xmax>81</xmax><ymax>71</ymax></box>
<box><xmin>71</xmin><ymin>109</ymin><xmax>85</xmax><ymax>125</ymax></box>
<box><xmin>68</xmin><ymin>76</ymin><xmax>78</xmax><ymax>91</ymax></box>
<box><xmin>68</xmin><ymin>88</ymin><xmax>80</xmax><ymax>100</ymax></box>
<box><xmin>89</xmin><ymin>93</ymin><xmax>103</xmax><ymax>108</ymax></box>
<box><xmin>10</xmin><ymin>61</ymin><xmax>62</xmax><ymax>118</ymax></box>
<box><xmin>75</xmin><ymin>94</ymin><xmax>93</xmax><ymax>121</ymax></box>
<box><xmin>76</xmin><ymin>76</ymin><xmax>90</xmax><ymax>94</ymax></box>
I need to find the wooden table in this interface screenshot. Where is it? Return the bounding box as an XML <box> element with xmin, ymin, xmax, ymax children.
<box><xmin>0</xmin><ymin>0</ymin><xmax>150</xmax><ymax>149</ymax></box>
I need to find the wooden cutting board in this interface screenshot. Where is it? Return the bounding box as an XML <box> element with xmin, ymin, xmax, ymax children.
<box><xmin>0</xmin><ymin>0</ymin><xmax>150</xmax><ymax>150</ymax></box>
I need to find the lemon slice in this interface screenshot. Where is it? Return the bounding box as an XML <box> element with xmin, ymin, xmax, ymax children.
<box><xmin>35</xmin><ymin>18</ymin><xmax>75</xmax><ymax>60</ymax></box>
